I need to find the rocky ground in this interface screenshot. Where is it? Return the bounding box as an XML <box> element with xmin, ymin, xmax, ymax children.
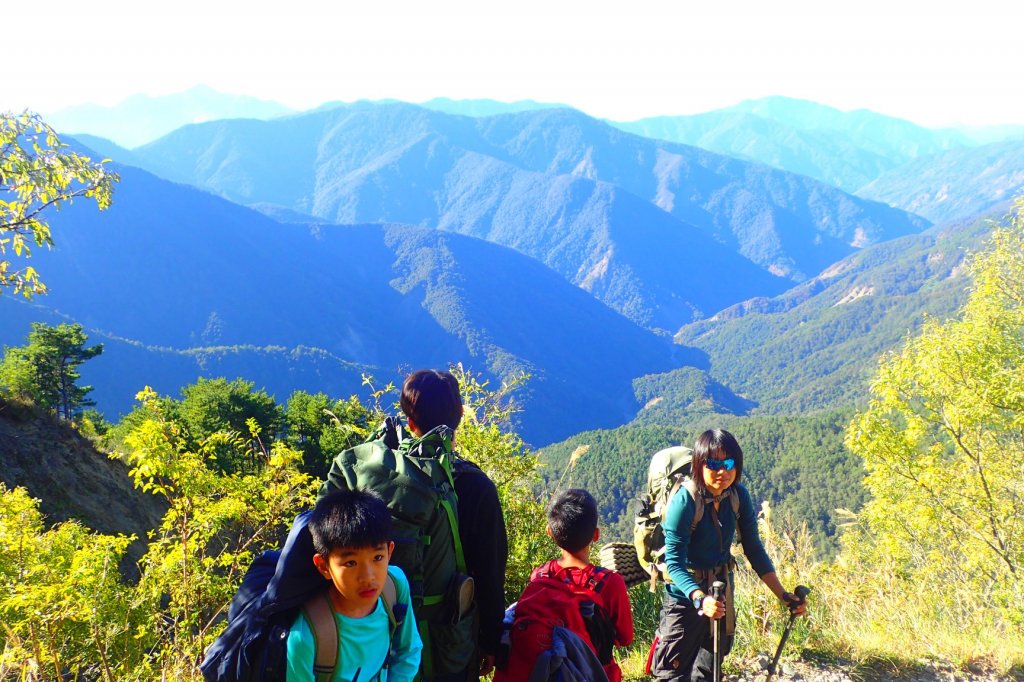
<box><xmin>725</xmin><ymin>656</ymin><xmax>1022</xmax><ymax>682</ymax></box>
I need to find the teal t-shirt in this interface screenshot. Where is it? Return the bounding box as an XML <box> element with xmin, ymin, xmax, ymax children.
<box><xmin>286</xmin><ymin>565</ymin><xmax>421</xmax><ymax>682</ymax></box>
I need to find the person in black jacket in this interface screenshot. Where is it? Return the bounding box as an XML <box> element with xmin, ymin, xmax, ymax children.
<box><xmin>322</xmin><ymin>369</ymin><xmax>508</xmax><ymax>682</ymax></box>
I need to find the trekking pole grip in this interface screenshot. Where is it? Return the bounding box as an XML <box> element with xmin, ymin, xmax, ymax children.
<box><xmin>711</xmin><ymin>580</ymin><xmax>725</xmax><ymax>600</ymax></box>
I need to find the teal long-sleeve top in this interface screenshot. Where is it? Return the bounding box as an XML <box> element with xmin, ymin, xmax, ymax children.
<box><xmin>662</xmin><ymin>482</ymin><xmax>775</xmax><ymax>600</ymax></box>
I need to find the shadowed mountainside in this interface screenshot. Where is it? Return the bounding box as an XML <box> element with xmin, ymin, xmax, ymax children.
<box><xmin>0</xmin><ymin>161</ymin><xmax>690</xmax><ymax>444</ymax></box>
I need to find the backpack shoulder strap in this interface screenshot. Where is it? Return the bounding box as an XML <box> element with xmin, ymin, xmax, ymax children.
<box><xmin>534</xmin><ymin>559</ymin><xmax>562</xmax><ymax>580</ymax></box>
<box><xmin>586</xmin><ymin>565</ymin><xmax>611</xmax><ymax>594</ymax></box>
<box><xmin>727</xmin><ymin>487</ymin><xmax>740</xmax><ymax>516</ymax></box>
<box><xmin>381</xmin><ymin>572</ymin><xmax>400</xmax><ymax>632</ymax></box>
<box><xmin>303</xmin><ymin>592</ymin><xmax>339</xmax><ymax>682</ymax></box>
<box><xmin>681</xmin><ymin>478</ymin><xmax>705</xmax><ymax>533</ymax></box>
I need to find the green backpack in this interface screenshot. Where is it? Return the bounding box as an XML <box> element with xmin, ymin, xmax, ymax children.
<box><xmin>633</xmin><ymin>445</ymin><xmax>739</xmax><ymax>589</ymax></box>
<box><xmin>319</xmin><ymin>417</ymin><xmax>476</xmax><ymax>678</ymax></box>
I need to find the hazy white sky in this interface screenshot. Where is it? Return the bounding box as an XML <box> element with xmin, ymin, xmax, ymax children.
<box><xmin>5</xmin><ymin>0</ymin><xmax>1022</xmax><ymax>127</ymax></box>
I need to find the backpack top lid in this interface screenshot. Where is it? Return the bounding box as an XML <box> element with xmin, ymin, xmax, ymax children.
<box><xmin>646</xmin><ymin>445</ymin><xmax>693</xmax><ymax>502</ymax></box>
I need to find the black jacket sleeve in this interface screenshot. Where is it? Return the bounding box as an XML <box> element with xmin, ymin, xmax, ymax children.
<box><xmin>453</xmin><ymin>460</ymin><xmax>508</xmax><ymax>656</ymax></box>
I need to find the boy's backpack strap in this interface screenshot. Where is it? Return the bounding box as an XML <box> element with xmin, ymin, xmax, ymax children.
<box><xmin>585</xmin><ymin>565</ymin><xmax>611</xmax><ymax>594</ymax></box>
<box><xmin>303</xmin><ymin>592</ymin><xmax>339</xmax><ymax>682</ymax></box>
<box><xmin>379</xmin><ymin>573</ymin><xmax>406</xmax><ymax>674</ymax></box>
<box><xmin>381</xmin><ymin>573</ymin><xmax>398</xmax><ymax>617</ymax></box>
<box><xmin>302</xmin><ymin>575</ymin><xmax>406</xmax><ymax>682</ymax></box>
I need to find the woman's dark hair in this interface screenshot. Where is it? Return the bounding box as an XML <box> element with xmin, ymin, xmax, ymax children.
<box><xmin>547</xmin><ymin>488</ymin><xmax>598</xmax><ymax>553</ymax></box>
<box><xmin>691</xmin><ymin>429</ymin><xmax>744</xmax><ymax>495</ymax></box>
<box><xmin>400</xmin><ymin>369</ymin><xmax>463</xmax><ymax>433</ymax></box>
<box><xmin>309</xmin><ymin>489</ymin><xmax>393</xmax><ymax>555</ymax></box>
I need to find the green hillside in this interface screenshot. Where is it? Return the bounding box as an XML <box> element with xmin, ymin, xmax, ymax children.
<box><xmin>670</xmin><ymin>210</ymin><xmax>995</xmax><ymax>414</ymax></box>
<box><xmin>536</xmin><ymin>207</ymin><xmax>1004</xmax><ymax>558</ymax></box>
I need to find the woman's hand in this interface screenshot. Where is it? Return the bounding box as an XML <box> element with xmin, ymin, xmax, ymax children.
<box><xmin>782</xmin><ymin>591</ymin><xmax>807</xmax><ymax>617</ymax></box>
<box><xmin>701</xmin><ymin>594</ymin><xmax>726</xmax><ymax>620</ymax></box>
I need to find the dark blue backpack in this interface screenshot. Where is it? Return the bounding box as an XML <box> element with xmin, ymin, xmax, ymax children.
<box><xmin>200</xmin><ymin>511</ymin><xmax>405</xmax><ymax>682</ymax></box>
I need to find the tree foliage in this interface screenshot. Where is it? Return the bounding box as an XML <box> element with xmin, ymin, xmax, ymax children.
<box><xmin>1</xmin><ymin>112</ymin><xmax>118</xmax><ymax>297</ymax></box>
<box><xmin>0</xmin><ymin>483</ymin><xmax>139</xmax><ymax>680</ymax></box>
<box><xmin>122</xmin><ymin>387</ymin><xmax>318</xmax><ymax>675</ymax></box>
<box><xmin>447</xmin><ymin>366</ymin><xmax>549</xmax><ymax>602</ymax></box>
<box><xmin>845</xmin><ymin>198</ymin><xmax>1024</xmax><ymax>626</ymax></box>
<box><xmin>284</xmin><ymin>389</ymin><xmax>371</xmax><ymax>478</ymax></box>
<box><xmin>2</xmin><ymin>366</ymin><xmax>551</xmax><ymax>677</ymax></box>
<box><xmin>0</xmin><ymin>322</ymin><xmax>103</xmax><ymax>420</ymax></box>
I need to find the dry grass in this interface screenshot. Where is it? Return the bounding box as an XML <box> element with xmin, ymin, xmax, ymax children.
<box><xmin>617</xmin><ymin>510</ymin><xmax>1024</xmax><ymax>680</ymax></box>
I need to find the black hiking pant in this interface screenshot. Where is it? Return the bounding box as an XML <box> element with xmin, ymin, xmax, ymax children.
<box><xmin>651</xmin><ymin>591</ymin><xmax>733</xmax><ymax>682</ymax></box>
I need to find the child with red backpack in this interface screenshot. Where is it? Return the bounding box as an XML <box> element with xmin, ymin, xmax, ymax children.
<box><xmin>496</xmin><ymin>489</ymin><xmax>633</xmax><ymax>682</ymax></box>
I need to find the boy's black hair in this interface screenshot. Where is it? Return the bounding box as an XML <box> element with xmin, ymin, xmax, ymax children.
<box><xmin>547</xmin><ymin>488</ymin><xmax>598</xmax><ymax>553</ymax></box>
<box><xmin>400</xmin><ymin>369</ymin><xmax>463</xmax><ymax>433</ymax></box>
<box><xmin>309</xmin><ymin>488</ymin><xmax>393</xmax><ymax>555</ymax></box>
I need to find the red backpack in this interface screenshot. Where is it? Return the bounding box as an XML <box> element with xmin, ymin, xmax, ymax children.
<box><xmin>495</xmin><ymin>561</ymin><xmax>616</xmax><ymax>682</ymax></box>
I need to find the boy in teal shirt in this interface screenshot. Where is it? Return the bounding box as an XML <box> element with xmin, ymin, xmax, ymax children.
<box><xmin>287</xmin><ymin>489</ymin><xmax>422</xmax><ymax>682</ymax></box>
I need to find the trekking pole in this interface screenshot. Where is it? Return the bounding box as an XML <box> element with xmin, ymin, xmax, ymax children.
<box><xmin>711</xmin><ymin>580</ymin><xmax>725</xmax><ymax>682</ymax></box>
<box><xmin>765</xmin><ymin>585</ymin><xmax>810</xmax><ymax>682</ymax></box>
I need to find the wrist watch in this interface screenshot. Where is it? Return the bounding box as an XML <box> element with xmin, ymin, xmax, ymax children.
<box><xmin>691</xmin><ymin>591</ymin><xmax>705</xmax><ymax>609</ymax></box>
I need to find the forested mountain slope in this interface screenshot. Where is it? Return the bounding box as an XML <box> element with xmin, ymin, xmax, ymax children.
<box><xmin>856</xmin><ymin>140</ymin><xmax>1024</xmax><ymax>223</ymax></box>
<box><xmin>0</xmin><ymin>162</ymin><xmax>684</xmax><ymax>444</ymax></box>
<box><xmin>670</xmin><ymin>209</ymin><xmax>995</xmax><ymax>415</ymax></box>
<box><xmin>126</xmin><ymin>103</ymin><xmax>927</xmax><ymax>319</ymax></box>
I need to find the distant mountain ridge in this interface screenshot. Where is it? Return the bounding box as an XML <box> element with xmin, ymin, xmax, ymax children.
<box><xmin>613</xmin><ymin>96</ymin><xmax>972</xmax><ymax>193</ymax></box>
<box><xmin>417</xmin><ymin>97</ymin><xmax>564</xmax><ymax>117</ymax></box>
<box><xmin>46</xmin><ymin>85</ymin><xmax>294</xmax><ymax>149</ymax></box>
<box><xmin>122</xmin><ymin>102</ymin><xmax>929</xmax><ymax>329</ymax></box>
